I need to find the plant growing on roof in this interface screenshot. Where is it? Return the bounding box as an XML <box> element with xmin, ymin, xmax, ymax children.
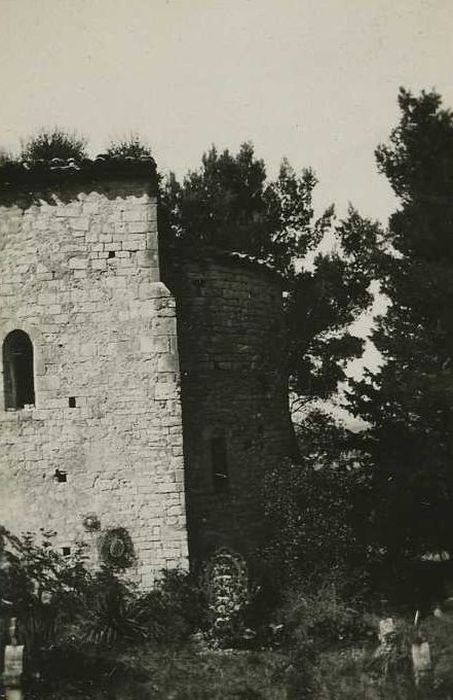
<box><xmin>20</xmin><ymin>127</ymin><xmax>88</xmax><ymax>164</ymax></box>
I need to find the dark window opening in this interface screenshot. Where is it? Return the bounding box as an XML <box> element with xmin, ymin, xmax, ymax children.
<box><xmin>54</xmin><ymin>469</ymin><xmax>67</xmax><ymax>483</ymax></box>
<box><xmin>3</xmin><ymin>330</ymin><xmax>35</xmax><ymax>409</ymax></box>
<box><xmin>192</xmin><ymin>278</ymin><xmax>205</xmax><ymax>297</ymax></box>
<box><xmin>68</xmin><ymin>397</ymin><xmax>76</xmax><ymax>408</ymax></box>
<box><xmin>108</xmin><ymin>250</ymin><xmax>116</xmax><ymax>259</ymax></box>
<box><xmin>62</xmin><ymin>547</ymin><xmax>71</xmax><ymax>557</ymax></box>
<box><xmin>211</xmin><ymin>436</ymin><xmax>229</xmax><ymax>492</ymax></box>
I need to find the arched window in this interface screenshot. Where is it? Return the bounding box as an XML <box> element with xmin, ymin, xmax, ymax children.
<box><xmin>2</xmin><ymin>330</ymin><xmax>35</xmax><ymax>409</ymax></box>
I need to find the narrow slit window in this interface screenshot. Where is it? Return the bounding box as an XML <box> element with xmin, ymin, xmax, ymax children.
<box><xmin>211</xmin><ymin>436</ymin><xmax>229</xmax><ymax>492</ymax></box>
<box><xmin>192</xmin><ymin>278</ymin><xmax>205</xmax><ymax>297</ymax></box>
<box><xmin>3</xmin><ymin>330</ymin><xmax>35</xmax><ymax>409</ymax></box>
<box><xmin>68</xmin><ymin>397</ymin><xmax>76</xmax><ymax>408</ymax></box>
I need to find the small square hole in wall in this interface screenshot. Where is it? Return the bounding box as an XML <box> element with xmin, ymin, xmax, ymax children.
<box><xmin>62</xmin><ymin>547</ymin><xmax>71</xmax><ymax>557</ymax></box>
<box><xmin>68</xmin><ymin>397</ymin><xmax>76</xmax><ymax>408</ymax></box>
<box><xmin>108</xmin><ymin>250</ymin><xmax>116</xmax><ymax>259</ymax></box>
<box><xmin>54</xmin><ymin>469</ymin><xmax>67</xmax><ymax>483</ymax></box>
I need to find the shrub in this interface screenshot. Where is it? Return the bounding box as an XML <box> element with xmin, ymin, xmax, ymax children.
<box><xmin>280</xmin><ymin>579</ymin><xmax>374</xmax><ymax>657</ymax></box>
<box><xmin>0</xmin><ymin>525</ymin><xmax>209</xmax><ymax>693</ymax></box>
<box><xmin>262</xmin><ymin>412</ymin><xmax>374</xmax><ymax>590</ymax></box>
<box><xmin>262</xmin><ymin>457</ymin><xmax>373</xmax><ymax>599</ymax></box>
<box><xmin>20</xmin><ymin>127</ymin><xmax>88</xmax><ymax>163</ymax></box>
<box><xmin>105</xmin><ymin>134</ymin><xmax>153</xmax><ymax>159</ymax></box>
<box><xmin>279</xmin><ymin>587</ymin><xmax>420</xmax><ymax>699</ymax></box>
<box><xmin>0</xmin><ymin>528</ymin><xmax>89</xmax><ymax>645</ymax></box>
<box><xmin>134</xmin><ymin>568</ymin><xmax>208</xmax><ymax>647</ymax></box>
<box><xmin>0</xmin><ymin>147</ymin><xmax>15</xmax><ymax>165</ymax></box>
<box><xmin>309</xmin><ymin>644</ymin><xmax>414</xmax><ymax>700</ymax></box>
<box><xmin>74</xmin><ymin>570</ymin><xmax>147</xmax><ymax>647</ymax></box>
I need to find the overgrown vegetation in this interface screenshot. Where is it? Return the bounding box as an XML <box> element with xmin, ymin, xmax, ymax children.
<box><xmin>2</xmin><ymin>523</ymin><xmax>453</xmax><ymax>699</ymax></box>
<box><xmin>0</xmin><ymin>527</ymin><xmax>208</xmax><ymax>695</ymax></box>
<box><xmin>20</xmin><ymin>127</ymin><xmax>88</xmax><ymax>163</ymax></box>
<box><xmin>105</xmin><ymin>133</ymin><xmax>153</xmax><ymax>159</ymax></box>
<box><xmin>261</xmin><ymin>411</ymin><xmax>372</xmax><ymax>593</ymax></box>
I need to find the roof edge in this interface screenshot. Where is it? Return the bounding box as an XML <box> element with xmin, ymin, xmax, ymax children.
<box><xmin>0</xmin><ymin>155</ymin><xmax>159</xmax><ymax>193</ymax></box>
<box><xmin>164</xmin><ymin>240</ymin><xmax>287</xmax><ymax>284</ymax></box>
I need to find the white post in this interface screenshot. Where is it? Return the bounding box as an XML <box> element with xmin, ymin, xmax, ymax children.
<box><xmin>411</xmin><ymin>638</ymin><xmax>432</xmax><ymax>688</ymax></box>
<box><xmin>2</xmin><ymin>617</ymin><xmax>24</xmax><ymax>695</ymax></box>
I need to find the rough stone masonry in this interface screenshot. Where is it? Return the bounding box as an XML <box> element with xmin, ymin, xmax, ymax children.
<box><xmin>0</xmin><ymin>157</ymin><xmax>292</xmax><ymax>586</ymax></box>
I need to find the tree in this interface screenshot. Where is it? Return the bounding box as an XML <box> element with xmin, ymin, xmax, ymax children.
<box><xmin>20</xmin><ymin>127</ymin><xmax>87</xmax><ymax>163</ymax></box>
<box><xmin>349</xmin><ymin>89</ymin><xmax>453</xmax><ymax>559</ymax></box>
<box><xmin>287</xmin><ymin>208</ymin><xmax>382</xmax><ymax>408</ymax></box>
<box><xmin>160</xmin><ymin>143</ymin><xmax>381</xmax><ymax>408</ymax></box>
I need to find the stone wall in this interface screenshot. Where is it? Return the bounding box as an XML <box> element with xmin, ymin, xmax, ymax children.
<box><xmin>0</xmin><ymin>163</ymin><xmax>188</xmax><ymax>587</ymax></box>
<box><xmin>163</xmin><ymin>248</ymin><xmax>292</xmax><ymax>566</ymax></box>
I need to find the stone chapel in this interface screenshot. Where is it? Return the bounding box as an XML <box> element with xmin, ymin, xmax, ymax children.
<box><xmin>0</xmin><ymin>156</ymin><xmax>292</xmax><ymax>586</ymax></box>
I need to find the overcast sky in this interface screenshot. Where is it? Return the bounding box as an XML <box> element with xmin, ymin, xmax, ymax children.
<box><xmin>1</xmin><ymin>0</ymin><xmax>452</xmax><ymax>224</ymax></box>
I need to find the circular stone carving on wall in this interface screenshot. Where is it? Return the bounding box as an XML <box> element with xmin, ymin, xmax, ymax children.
<box><xmin>99</xmin><ymin>527</ymin><xmax>136</xmax><ymax>569</ymax></box>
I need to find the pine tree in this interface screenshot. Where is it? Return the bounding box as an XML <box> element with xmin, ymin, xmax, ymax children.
<box><xmin>160</xmin><ymin>143</ymin><xmax>381</xmax><ymax>408</ymax></box>
<box><xmin>349</xmin><ymin>89</ymin><xmax>453</xmax><ymax>558</ymax></box>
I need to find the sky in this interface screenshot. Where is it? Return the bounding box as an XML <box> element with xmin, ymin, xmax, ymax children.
<box><xmin>1</xmin><ymin>0</ymin><xmax>453</xmax><ymax>225</ymax></box>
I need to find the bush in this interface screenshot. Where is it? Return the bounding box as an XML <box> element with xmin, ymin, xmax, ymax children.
<box><xmin>260</xmin><ymin>411</ymin><xmax>375</xmax><ymax>601</ymax></box>
<box><xmin>309</xmin><ymin>645</ymin><xmax>414</xmax><ymax>700</ymax></box>
<box><xmin>0</xmin><ymin>147</ymin><xmax>14</xmax><ymax>165</ymax></box>
<box><xmin>262</xmin><ymin>460</ymin><xmax>373</xmax><ymax>599</ymax></box>
<box><xmin>105</xmin><ymin>134</ymin><xmax>153</xmax><ymax>159</ymax></box>
<box><xmin>277</xmin><ymin>578</ymin><xmax>378</xmax><ymax>699</ymax></box>
<box><xmin>0</xmin><ymin>527</ymin><xmax>90</xmax><ymax>668</ymax></box>
<box><xmin>20</xmin><ymin>127</ymin><xmax>88</xmax><ymax>163</ymax></box>
<box><xmin>128</xmin><ymin>568</ymin><xmax>208</xmax><ymax>647</ymax></box>
<box><xmin>280</xmin><ymin>579</ymin><xmax>374</xmax><ymax>657</ymax></box>
<box><xmin>73</xmin><ymin>570</ymin><xmax>148</xmax><ymax>647</ymax></box>
<box><xmin>0</xmin><ymin>526</ymin><xmax>209</xmax><ymax>692</ymax></box>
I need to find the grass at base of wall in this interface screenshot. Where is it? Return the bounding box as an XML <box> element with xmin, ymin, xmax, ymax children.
<box><xmin>22</xmin><ymin>648</ymin><xmax>291</xmax><ymax>700</ymax></box>
<box><xmin>16</xmin><ymin>615</ymin><xmax>453</xmax><ymax>699</ymax></box>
